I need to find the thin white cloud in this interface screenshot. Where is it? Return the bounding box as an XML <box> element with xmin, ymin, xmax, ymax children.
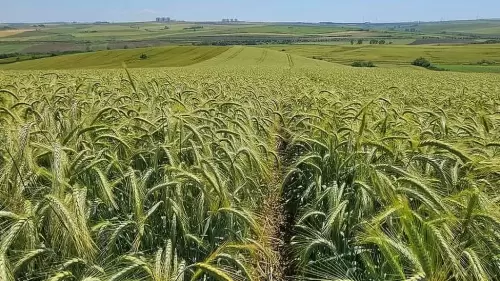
<box><xmin>138</xmin><ymin>9</ymin><xmax>161</xmax><ymax>15</ymax></box>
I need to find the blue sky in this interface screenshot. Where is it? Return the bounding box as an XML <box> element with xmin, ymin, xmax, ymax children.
<box><xmin>1</xmin><ymin>0</ymin><xmax>498</xmax><ymax>23</ymax></box>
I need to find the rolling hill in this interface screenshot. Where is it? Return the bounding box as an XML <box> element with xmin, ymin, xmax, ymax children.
<box><xmin>1</xmin><ymin>45</ymin><xmax>335</xmax><ymax>70</ymax></box>
<box><xmin>0</xmin><ymin>46</ymin><xmax>230</xmax><ymax>70</ymax></box>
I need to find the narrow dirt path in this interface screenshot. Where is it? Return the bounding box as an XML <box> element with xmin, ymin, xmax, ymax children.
<box><xmin>258</xmin><ymin>174</ymin><xmax>286</xmax><ymax>281</ymax></box>
<box><xmin>257</xmin><ymin>125</ymin><xmax>297</xmax><ymax>281</ymax></box>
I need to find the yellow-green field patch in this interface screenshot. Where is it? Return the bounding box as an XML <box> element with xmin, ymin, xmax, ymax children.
<box><xmin>0</xmin><ymin>29</ymin><xmax>34</xmax><ymax>37</ymax></box>
<box><xmin>0</xmin><ymin>46</ymin><xmax>230</xmax><ymax>70</ymax></box>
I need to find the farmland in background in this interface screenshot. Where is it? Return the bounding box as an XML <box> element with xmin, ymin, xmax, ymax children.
<box><xmin>263</xmin><ymin>44</ymin><xmax>500</xmax><ymax>66</ymax></box>
<box><xmin>1</xmin><ymin>19</ymin><xmax>500</xmax><ymax>55</ymax></box>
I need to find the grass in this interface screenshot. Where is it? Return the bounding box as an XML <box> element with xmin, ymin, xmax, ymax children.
<box><xmin>439</xmin><ymin>64</ymin><xmax>500</xmax><ymax>73</ymax></box>
<box><xmin>0</xmin><ymin>43</ymin><xmax>33</xmax><ymax>53</ymax></box>
<box><xmin>0</xmin><ymin>46</ymin><xmax>231</xmax><ymax>69</ymax></box>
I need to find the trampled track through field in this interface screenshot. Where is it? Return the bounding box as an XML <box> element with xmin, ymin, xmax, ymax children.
<box><xmin>224</xmin><ymin>46</ymin><xmax>246</xmax><ymax>62</ymax></box>
<box><xmin>286</xmin><ymin>54</ymin><xmax>294</xmax><ymax>68</ymax></box>
<box><xmin>256</xmin><ymin>49</ymin><xmax>268</xmax><ymax>64</ymax></box>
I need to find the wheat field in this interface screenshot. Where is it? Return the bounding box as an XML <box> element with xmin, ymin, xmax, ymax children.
<box><xmin>1</xmin><ymin>62</ymin><xmax>499</xmax><ymax>281</ymax></box>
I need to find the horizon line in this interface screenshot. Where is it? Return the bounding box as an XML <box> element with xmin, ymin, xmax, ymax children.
<box><xmin>2</xmin><ymin>17</ymin><xmax>500</xmax><ymax>25</ymax></box>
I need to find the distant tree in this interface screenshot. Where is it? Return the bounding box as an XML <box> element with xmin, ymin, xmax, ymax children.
<box><xmin>86</xmin><ymin>45</ymin><xmax>92</xmax><ymax>52</ymax></box>
<box><xmin>124</xmin><ymin>45</ymin><xmax>129</xmax><ymax>49</ymax></box>
<box><xmin>357</xmin><ymin>39</ymin><xmax>363</xmax><ymax>44</ymax></box>
<box><xmin>412</xmin><ymin>57</ymin><xmax>431</xmax><ymax>68</ymax></box>
<box><xmin>106</xmin><ymin>46</ymin><xmax>111</xmax><ymax>50</ymax></box>
<box><xmin>378</xmin><ymin>40</ymin><xmax>386</xmax><ymax>44</ymax></box>
<box><xmin>140</xmin><ymin>53</ymin><xmax>148</xmax><ymax>60</ymax></box>
<box><xmin>411</xmin><ymin>57</ymin><xmax>445</xmax><ymax>71</ymax></box>
<box><xmin>350</xmin><ymin>39</ymin><xmax>354</xmax><ymax>45</ymax></box>
<box><xmin>351</xmin><ymin>61</ymin><xmax>375</xmax><ymax>67</ymax></box>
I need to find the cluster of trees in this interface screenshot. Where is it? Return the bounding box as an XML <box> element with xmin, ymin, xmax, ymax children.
<box><xmin>0</xmin><ymin>50</ymin><xmax>89</xmax><ymax>65</ymax></box>
<box><xmin>196</xmin><ymin>39</ymin><xmax>296</xmax><ymax>46</ymax></box>
<box><xmin>351</xmin><ymin>39</ymin><xmax>392</xmax><ymax>45</ymax></box>
<box><xmin>0</xmin><ymin>53</ymin><xmax>22</xmax><ymax>60</ymax></box>
<box><xmin>183</xmin><ymin>26</ymin><xmax>204</xmax><ymax>31</ymax></box>
<box><xmin>351</xmin><ymin>60</ymin><xmax>376</xmax><ymax>67</ymax></box>
<box><xmin>405</xmin><ymin>28</ymin><xmax>418</xmax><ymax>32</ymax></box>
<box><xmin>477</xmin><ymin>39</ymin><xmax>500</xmax><ymax>44</ymax></box>
<box><xmin>412</xmin><ymin>57</ymin><xmax>446</xmax><ymax>71</ymax></box>
<box><xmin>476</xmin><ymin>59</ymin><xmax>496</xmax><ymax>65</ymax></box>
<box><xmin>196</xmin><ymin>36</ymin><xmax>360</xmax><ymax>46</ymax></box>
<box><xmin>369</xmin><ymin>39</ymin><xmax>387</xmax><ymax>44</ymax></box>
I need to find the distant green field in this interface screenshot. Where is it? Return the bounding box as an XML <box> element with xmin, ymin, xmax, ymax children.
<box><xmin>1</xmin><ymin>46</ymin><xmax>230</xmax><ymax>70</ymax></box>
<box><xmin>265</xmin><ymin>44</ymin><xmax>500</xmax><ymax>67</ymax></box>
<box><xmin>439</xmin><ymin>64</ymin><xmax>500</xmax><ymax>73</ymax></box>
<box><xmin>0</xmin><ymin>43</ymin><xmax>32</xmax><ymax>53</ymax></box>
